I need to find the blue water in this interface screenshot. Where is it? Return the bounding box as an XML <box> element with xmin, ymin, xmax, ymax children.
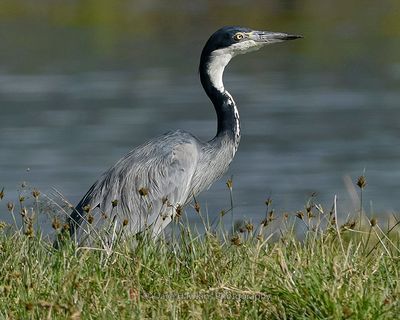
<box><xmin>1</xmin><ymin>3</ymin><xmax>400</xmax><ymax>231</ymax></box>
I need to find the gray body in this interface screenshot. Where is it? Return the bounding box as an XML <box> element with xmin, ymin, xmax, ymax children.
<box><xmin>66</xmin><ymin>26</ymin><xmax>301</xmax><ymax>245</ymax></box>
<box><xmin>72</xmin><ymin>130</ymin><xmax>236</xmax><ymax>242</ymax></box>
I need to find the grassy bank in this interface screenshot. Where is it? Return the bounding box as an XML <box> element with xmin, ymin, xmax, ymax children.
<box><xmin>0</xmin><ymin>184</ymin><xmax>399</xmax><ymax>319</ymax></box>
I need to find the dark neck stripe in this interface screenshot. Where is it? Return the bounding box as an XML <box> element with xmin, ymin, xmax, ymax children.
<box><xmin>199</xmin><ymin>56</ymin><xmax>240</xmax><ymax>141</ymax></box>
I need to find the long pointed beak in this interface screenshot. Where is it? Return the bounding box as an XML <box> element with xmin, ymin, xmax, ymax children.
<box><xmin>250</xmin><ymin>31</ymin><xmax>303</xmax><ymax>44</ymax></box>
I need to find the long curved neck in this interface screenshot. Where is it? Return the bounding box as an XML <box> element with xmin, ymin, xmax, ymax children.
<box><xmin>199</xmin><ymin>50</ymin><xmax>241</xmax><ymax>148</ymax></box>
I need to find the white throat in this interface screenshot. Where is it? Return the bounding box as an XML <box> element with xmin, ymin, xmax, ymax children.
<box><xmin>207</xmin><ymin>50</ymin><xmax>232</xmax><ymax>92</ymax></box>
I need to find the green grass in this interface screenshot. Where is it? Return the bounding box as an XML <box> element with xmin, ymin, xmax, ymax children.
<box><xmin>0</xmin><ymin>183</ymin><xmax>399</xmax><ymax>319</ymax></box>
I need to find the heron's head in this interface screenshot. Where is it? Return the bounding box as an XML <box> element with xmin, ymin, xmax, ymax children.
<box><xmin>200</xmin><ymin>26</ymin><xmax>302</xmax><ymax>91</ymax></box>
<box><xmin>202</xmin><ymin>26</ymin><xmax>302</xmax><ymax>59</ymax></box>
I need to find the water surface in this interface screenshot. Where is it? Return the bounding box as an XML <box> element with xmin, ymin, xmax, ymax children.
<box><xmin>1</xmin><ymin>1</ymin><xmax>400</xmax><ymax>229</ymax></box>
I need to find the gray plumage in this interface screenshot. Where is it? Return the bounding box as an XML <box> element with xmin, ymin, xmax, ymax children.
<box><xmin>71</xmin><ymin>130</ymin><xmax>236</xmax><ymax>243</ymax></box>
<box><xmin>65</xmin><ymin>26</ymin><xmax>302</xmax><ymax>246</ymax></box>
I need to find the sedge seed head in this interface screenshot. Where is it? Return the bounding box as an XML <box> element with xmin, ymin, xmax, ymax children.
<box><xmin>268</xmin><ymin>210</ymin><xmax>275</xmax><ymax>221</ymax></box>
<box><xmin>32</xmin><ymin>190</ymin><xmax>40</xmax><ymax>199</ymax></box>
<box><xmin>226</xmin><ymin>179</ymin><xmax>233</xmax><ymax>190</ymax></box>
<box><xmin>25</xmin><ymin>225</ymin><xmax>34</xmax><ymax>237</ymax></box>
<box><xmin>341</xmin><ymin>220</ymin><xmax>356</xmax><ymax>230</ymax></box>
<box><xmin>370</xmin><ymin>218</ymin><xmax>377</xmax><ymax>227</ymax></box>
<box><xmin>0</xmin><ymin>188</ymin><xmax>4</xmax><ymax>200</ymax></box>
<box><xmin>7</xmin><ymin>202</ymin><xmax>14</xmax><ymax>212</ymax></box>
<box><xmin>230</xmin><ymin>234</ymin><xmax>241</xmax><ymax>246</ymax></box>
<box><xmin>111</xmin><ymin>199</ymin><xmax>118</xmax><ymax>208</ymax></box>
<box><xmin>261</xmin><ymin>217</ymin><xmax>268</xmax><ymax>227</ymax></box>
<box><xmin>295</xmin><ymin>211</ymin><xmax>304</xmax><ymax>220</ymax></box>
<box><xmin>194</xmin><ymin>201</ymin><xmax>200</xmax><ymax>213</ymax></box>
<box><xmin>357</xmin><ymin>175</ymin><xmax>367</xmax><ymax>189</ymax></box>
<box><xmin>123</xmin><ymin>219</ymin><xmax>129</xmax><ymax>226</ymax></box>
<box><xmin>87</xmin><ymin>214</ymin><xmax>94</xmax><ymax>224</ymax></box>
<box><xmin>175</xmin><ymin>204</ymin><xmax>183</xmax><ymax>217</ymax></box>
<box><xmin>21</xmin><ymin>207</ymin><xmax>28</xmax><ymax>217</ymax></box>
<box><xmin>138</xmin><ymin>187</ymin><xmax>149</xmax><ymax>196</ymax></box>
<box><xmin>52</xmin><ymin>218</ymin><xmax>61</xmax><ymax>230</ymax></box>
<box><xmin>283</xmin><ymin>212</ymin><xmax>289</xmax><ymax>220</ymax></box>
<box><xmin>83</xmin><ymin>205</ymin><xmax>91</xmax><ymax>214</ymax></box>
<box><xmin>245</xmin><ymin>222</ymin><xmax>254</xmax><ymax>232</ymax></box>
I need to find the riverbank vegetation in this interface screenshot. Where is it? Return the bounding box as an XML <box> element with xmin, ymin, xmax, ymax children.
<box><xmin>0</xmin><ymin>177</ymin><xmax>399</xmax><ymax>319</ymax></box>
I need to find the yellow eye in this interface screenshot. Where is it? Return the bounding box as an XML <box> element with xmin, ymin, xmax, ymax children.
<box><xmin>233</xmin><ymin>33</ymin><xmax>244</xmax><ymax>41</ymax></box>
